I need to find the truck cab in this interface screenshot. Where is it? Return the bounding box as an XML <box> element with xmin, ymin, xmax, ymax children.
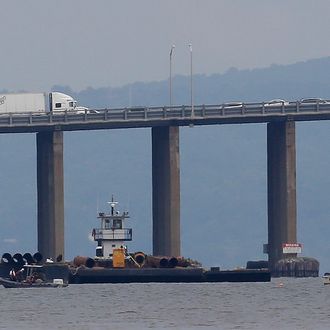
<box><xmin>50</xmin><ymin>92</ymin><xmax>85</xmax><ymax>112</ymax></box>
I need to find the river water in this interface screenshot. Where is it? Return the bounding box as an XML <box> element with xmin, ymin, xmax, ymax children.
<box><xmin>0</xmin><ymin>278</ymin><xmax>329</xmax><ymax>329</ymax></box>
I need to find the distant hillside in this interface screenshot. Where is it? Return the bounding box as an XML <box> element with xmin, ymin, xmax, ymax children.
<box><xmin>53</xmin><ymin>56</ymin><xmax>330</xmax><ymax>108</ymax></box>
<box><xmin>1</xmin><ymin>57</ymin><xmax>330</xmax><ymax>273</ymax></box>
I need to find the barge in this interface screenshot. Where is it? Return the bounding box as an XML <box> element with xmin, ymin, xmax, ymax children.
<box><xmin>69</xmin><ymin>197</ymin><xmax>270</xmax><ymax>283</ymax></box>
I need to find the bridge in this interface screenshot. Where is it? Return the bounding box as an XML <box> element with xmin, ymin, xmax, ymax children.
<box><xmin>1</xmin><ymin>101</ymin><xmax>330</xmax><ymax>133</ymax></box>
<box><xmin>1</xmin><ymin>100</ymin><xmax>329</xmax><ymax>271</ymax></box>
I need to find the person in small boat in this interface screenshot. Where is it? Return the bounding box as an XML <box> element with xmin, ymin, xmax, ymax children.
<box><xmin>26</xmin><ymin>272</ymin><xmax>45</xmax><ymax>284</ymax></box>
<box><xmin>33</xmin><ymin>272</ymin><xmax>44</xmax><ymax>283</ymax></box>
<box><xmin>9</xmin><ymin>268</ymin><xmax>24</xmax><ymax>282</ymax></box>
<box><xmin>9</xmin><ymin>269</ymin><xmax>16</xmax><ymax>281</ymax></box>
<box><xmin>15</xmin><ymin>268</ymin><xmax>25</xmax><ymax>282</ymax></box>
<box><xmin>26</xmin><ymin>274</ymin><xmax>36</xmax><ymax>284</ymax></box>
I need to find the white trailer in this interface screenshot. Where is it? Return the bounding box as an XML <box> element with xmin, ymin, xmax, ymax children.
<box><xmin>0</xmin><ymin>92</ymin><xmax>87</xmax><ymax>114</ymax></box>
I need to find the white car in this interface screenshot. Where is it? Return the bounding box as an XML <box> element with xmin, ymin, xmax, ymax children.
<box><xmin>128</xmin><ymin>107</ymin><xmax>147</xmax><ymax>111</ymax></box>
<box><xmin>75</xmin><ymin>107</ymin><xmax>99</xmax><ymax>114</ymax></box>
<box><xmin>264</xmin><ymin>99</ymin><xmax>288</xmax><ymax>106</ymax></box>
<box><xmin>223</xmin><ymin>101</ymin><xmax>243</xmax><ymax>109</ymax></box>
<box><xmin>299</xmin><ymin>98</ymin><xmax>328</xmax><ymax>104</ymax></box>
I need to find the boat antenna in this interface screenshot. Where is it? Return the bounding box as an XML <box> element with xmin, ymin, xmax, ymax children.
<box><xmin>126</xmin><ymin>194</ymin><xmax>130</xmax><ymax>215</ymax></box>
<box><xmin>107</xmin><ymin>194</ymin><xmax>118</xmax><ymax>216</ymax></box>
<box><xmin>96</xmin><ymin>193</ymin><xmax>99</xmax><ymax>215</ymax></box>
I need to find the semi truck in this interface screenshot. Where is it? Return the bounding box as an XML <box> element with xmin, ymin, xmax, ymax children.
<box><xmin>0</xmin><ymin>92</ymin><xmax>88</xmax><ymax>114</ymax></box>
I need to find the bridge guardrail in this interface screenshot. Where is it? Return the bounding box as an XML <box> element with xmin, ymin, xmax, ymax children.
<box><xmin>0</xmin><ymin>101</ymin><xmax>330</xmax><ymax>130</ymax></box>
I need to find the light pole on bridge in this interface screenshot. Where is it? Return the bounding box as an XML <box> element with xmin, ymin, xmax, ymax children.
<box><xmin>189</xmin><ymin>43</ymin><xmax>194</xmax><ymax>118</ymax></box>
<box><xmin>169</xmin><ymin>44</ymin><xmax>175</xmax><ymax>107</ymax></box>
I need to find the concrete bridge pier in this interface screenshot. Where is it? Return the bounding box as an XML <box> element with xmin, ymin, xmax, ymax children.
<box><xmin>36</xmin><ymin>131</ymin><xmax>64</xmax><ymax>261</ymax></box>
<box><xmin>267</xmin><ymin>121</ymin><xmax>297</xmax><ymax>271</ymax></box>
<box><xmin>152</xmin><ymin>126</ymin><xmax>181</xmax><ymax>256</ymax></box>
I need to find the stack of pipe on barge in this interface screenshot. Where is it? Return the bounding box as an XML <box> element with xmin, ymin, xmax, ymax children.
<box><xmin>68</xmin><ymin>197</ymin><xmax>270</xmax><ymax>284</ymax></box>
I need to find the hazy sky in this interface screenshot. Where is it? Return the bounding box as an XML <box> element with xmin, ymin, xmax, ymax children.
<box><xmin>1</xmin><ymin>0</ymin><xmax>330</xmax><ymax>92</ymax></box>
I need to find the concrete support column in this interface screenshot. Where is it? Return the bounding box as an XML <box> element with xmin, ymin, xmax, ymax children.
<box><xmin>152</xmin><ymin>126</ymin><xmax>180</xmax><ymax>256</ymax></box>
<box><xmin>36</xmin><ymin>131</ymin><xmax>64</xmax><ymax>261</ymax></box>
<box><xmin>267</xmin><ymin>121</ymin><xmax>297</xmax><ymax>270</ymax></box>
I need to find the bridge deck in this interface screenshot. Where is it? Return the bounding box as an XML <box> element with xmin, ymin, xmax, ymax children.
<box><xmin>0</xmin><ymin>102</ymin><xmax>330</xmax><ymax>133</ymax></box>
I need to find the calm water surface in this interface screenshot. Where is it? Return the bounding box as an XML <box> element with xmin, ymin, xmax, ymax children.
<box><xmin>0</xmin><ymin>278</ymin><xmax>329</xmax><ymax>329</ymax></box>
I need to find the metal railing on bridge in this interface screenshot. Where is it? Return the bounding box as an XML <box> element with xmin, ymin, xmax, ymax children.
<box><xmin>1</xmin><ymin>100</ymin><xmax>330</xmax><ymax>132</ymax></box>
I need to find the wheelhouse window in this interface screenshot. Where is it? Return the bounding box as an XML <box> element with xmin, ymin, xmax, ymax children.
<box><xmin>113</xmin><ymin>219</ymin><xmax>122</xmax><ymax>229</ymax></box>
<box><xmin>69</xmin><ymin>101</ymin><xmax>74</xmax><ymax>107</ymax></box>
<box><xmin>55</xmin><ymin>103</ymin><xmax>62</xmax><ymax>108</ymax></box>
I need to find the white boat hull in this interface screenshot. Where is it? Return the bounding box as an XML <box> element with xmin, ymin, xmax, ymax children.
<box><xmin>322</xmin><ymin>274</ymin><xmax>330</xmax><ymax>285</ymax></box>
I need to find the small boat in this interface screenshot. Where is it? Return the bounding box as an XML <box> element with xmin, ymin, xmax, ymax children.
<box><xmin>0</xmin><ymin>264</ymin><xmax>68</xmax><ymax>288</ymax></box>
<box><xmin>322</xmin><ymin>273</ymin><xmax>330</xmax><ymax>285</ymax></box>
<box><xmin>0</xmin><ymin>277</ymin><xmax>68</xmax><ymax>288</ymax></box>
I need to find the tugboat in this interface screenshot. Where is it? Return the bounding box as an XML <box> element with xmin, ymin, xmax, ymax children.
<box><xmin>91</xmin><ymin>196</ymin><xmax>139</xmax><ymax>267</ymax></box>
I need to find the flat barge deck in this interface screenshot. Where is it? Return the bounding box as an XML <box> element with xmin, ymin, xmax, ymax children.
<box><xmin>69</xmin><ymin>267</ymin><xmax>271</xmax><ymax>284</ymax></box>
